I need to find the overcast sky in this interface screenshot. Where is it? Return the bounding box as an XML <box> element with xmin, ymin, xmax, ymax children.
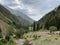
<box><xmin>0</xmin><ymin>0</ymin><xmax>60</xmax><ymax>21</ymax></box>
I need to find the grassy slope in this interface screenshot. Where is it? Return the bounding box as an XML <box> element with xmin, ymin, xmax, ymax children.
<box><xmin>0</xmin><ymin>12</ymin><xmax>15</xmax><ymax>35</ymax></box>
<box><xmin>0</xmin><ymin>12</ymin><xmax>12</xmax><ymax>24</ymax></box>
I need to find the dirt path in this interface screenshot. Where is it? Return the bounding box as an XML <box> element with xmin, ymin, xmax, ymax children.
<box><xmin>15</xmin><ymin>39</ymin><xmax>25</xmax><ymax>45</ymax></box>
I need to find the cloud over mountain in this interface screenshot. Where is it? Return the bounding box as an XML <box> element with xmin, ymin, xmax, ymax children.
<box><xmin>0</xmin><ymin>0</ymin><xmax>60</xmax><ymax>21</ymax></box>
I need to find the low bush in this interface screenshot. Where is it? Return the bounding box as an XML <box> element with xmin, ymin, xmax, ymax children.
<box><xmin>33</xmin><ymin>35</ymin><xmax>38</xmax><ymax>40</ymax></box>
<box><xmin>49</xmin><ymin>26</ymin><xmax>57</xmax><ymax>33</ymax></box>
<box><xmin>0</xmin><ymin>41</ymin><xmax>3</xmax><ymax>45</ymax></box>
<box><xmin>7</xmin><ymin>39</ymin><xmax>18</xmax><ymax>45</ymax></box>
<box><xmin>0</xmin><ymin>39</ymin><xmax>7</xmax><ymax>44</ymax></box>
<box><xmin>23</xmin><ymin>40</ymin><xmax>31</xmax><ymax>45</ymax></box>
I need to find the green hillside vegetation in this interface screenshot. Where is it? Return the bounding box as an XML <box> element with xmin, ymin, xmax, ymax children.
<box><xmin>0</xmin><ymin>12</ymin><xmax>12</xmax><ymax>24</ymax></box>
<box><xmin>0</xmin><ymin>4</ymin><xmax>30</xmax><ymax>45</ymax></box>
<box><xmin>7</xmin><ymin>7</ymin><xmax>34</xmax><ymax>27</ymax></box>
<box><xmin>33</xmin><ymin>5</ymin><xmax>60</xmax><ymax>31</ymax></box>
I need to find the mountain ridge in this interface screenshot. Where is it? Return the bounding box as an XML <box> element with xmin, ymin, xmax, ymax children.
<box><xmin>37</xmin><ymin>5</ymin><xmax>60</xmax><ymax>30</ymax></box>
<box><xmin>0</xmin><ymin>4</ymin><xmax>34</xmax><ymax>29</ymax></box>
<box><xmin>4</xmin><ymin>6</ymin><xmax>34</xmax><ymax>24</ymax></box>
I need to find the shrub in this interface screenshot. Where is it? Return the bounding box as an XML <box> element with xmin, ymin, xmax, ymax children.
<box><xmin>23</xmin><ymin>40</ymin><xmax>30</xmax><ymax>45</ymax></box>
<box><xmin>7</xmin><ymin>39</ymin><xmax>18</xmax><ymax>45</ymax></box>
<box><xmin>5</xmin><ymin>35</ymin><xmax>10</xmax><ymax>41</ymax></box>
<box><xmin>7</xmin><ymin>26</ymin><xmax>14</xmax><ymax>36</ymax></box>
<box><xmin>33</xmin><ymin>35</ymin><xmax>37</xmax><ymax>40</ymax></box>
<box><xmin>15</xmin><ymin>28</ymin><xmax>26</xmax><ymax>38</ymax></box>
<box><xmin>55</xmin><ymin>38</ymin><xmax>58</xmax><ymax>40</ymax></box>
<box><xmin>0</xmin><ymin>28</ymin><xmax>2</xmax><ymax>38</ymax></box>
<box><xmin>4</xmin><ymin>26</ymin><xmax>15</xmax><ymax>41</ymax></box>
<box><xmin>0</xmin><ymin>41</ymin><xmax>3</xmax><ymax>45</ymax></box>
<box><xmin>38</xmin><ymin>35</ymin><xmax>41</xmax><ymax>38</ymax></box>
<box><xmin>49</xmin><ymin>26</ymin><xmax>57</xmax><ymax>33</ymax></box>
<box><xmin>0</xmin><ymin>39</ymin><xmax>7</xmax><ymax>44</ymax></box>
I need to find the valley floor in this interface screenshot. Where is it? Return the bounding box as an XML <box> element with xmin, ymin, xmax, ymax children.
<box><xmin>16</xmin><ymin>30</ymin><xmax>60</xmax><ymax>45</ymax></box>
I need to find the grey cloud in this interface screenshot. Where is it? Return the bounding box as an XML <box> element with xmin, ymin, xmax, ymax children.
<box><xmin>0</xmin><ymin>0</ymin><xmax>60</xmax><ymax>20</ymax></box>
<box><xmin>21</xmin><ymin>0</ymin><xmax>60</xmax><ymax>10</ymax></box>
<box><xmin>0</xmin><ymin>0</ymin><xmax>17</xmax><ymax>6</ymax></box>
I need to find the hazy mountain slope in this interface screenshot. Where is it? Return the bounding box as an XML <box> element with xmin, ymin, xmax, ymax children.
<box><xmin>17</xmin><ymin>16</ymin><xmax>32</xmax><ymax>27</ymax></box>
<box><xmin>0</xmin><ymin>4</ymin><xmax>34</xmax><ymax>29</ymax></box>
<box><xmin>0</xmin><ymin>4</ymin><xmax>22</xmax><ymax>28</ymax></box>
<box><xmin>5</xmin><ymin>6</ymin><xmax>34</xmax><ymax>24</ymax></box>
<box><xmin>3</xmin><ymin>5</ymin><xmax>34</xmax><ymax>27</ymax></box>
<box><xmin>0</xmin><ymin>4</ymin><xmax>25</xmax><ymax>31</ymax></box>
<box><xmin>14</xmin><ymin>11</ymin><xmax>34</xmax><ymax>24</ymax></box>
<box><xmin>38</xmin><ymin>5</ymin><xmax>60</xmax><ymax>29</ymax></box>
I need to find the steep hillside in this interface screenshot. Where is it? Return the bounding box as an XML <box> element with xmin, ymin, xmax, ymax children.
<box><xmin>0</xmin><ymin>12</ymin><xmax>16</xmax><ymax>38</ymax></box>
<box><xmin>0</xmin><ymin>4</ymin><xmax>33</xmax><ymax>29</ymax></box>
<box><xmin>10</xmin><ymin>9</ymin><xmax>34</xmax><ymax>24</ymax></box>
<box><xmin>38</xmin><ymin>5</ymin><xmax>60</xmax><ymax>29</ymax></box>
<box><xmin>17</xmin><ymin>16</ymin><xmax>32</xmax><ymax>27</ymax></box>
<box><xmin>0</xmin><ymin>4</ymin><xmax>21</xmax><ymax>28</ymax></box>
<box><xmin>5</xmin><ymin>6</ymin><xmax>34</xmax><ymax>26</ymax></box>
<box><xmin>0</xmin><ymin>4</ymin><xmax>32</xmax><ymax>39</ymax></box>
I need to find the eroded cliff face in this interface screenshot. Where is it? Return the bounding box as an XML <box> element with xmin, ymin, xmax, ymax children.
<box><xmin>0</xmin><ymin>19</ymin><xmax>8</xmax><ymax>37</ymax></box>
<box><xmin>0</xmin><ymin>4</ymin><xmax>19</xmax><ymax>38</ymax></box>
